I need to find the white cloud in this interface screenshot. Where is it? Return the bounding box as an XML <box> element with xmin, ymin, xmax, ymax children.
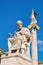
<box><xmin>37</xmin><ymin>40</ymin><xmax>43</xmax><ymax>51</ymax></box>
<box><xmin>38</xmin><ymin>40</ymin><xmax>43</xmax><ymax>44</ymax></box>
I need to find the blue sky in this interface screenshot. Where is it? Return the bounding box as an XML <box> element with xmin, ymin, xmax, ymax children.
<box><xmin>0</xmin><ymin>0</ymin><xmax>43</xmax><ymax>61</ymax></box>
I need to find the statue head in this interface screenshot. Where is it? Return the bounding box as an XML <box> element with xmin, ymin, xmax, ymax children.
<box><xmin>16</xmin><ymin>20</ymin><xmax>23</xmax><ymax>29</ymax></box>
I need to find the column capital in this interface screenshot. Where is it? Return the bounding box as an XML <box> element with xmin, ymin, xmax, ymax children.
<box><xmin>28</xmin><ymin>23</ymin><xmax>40</xmax><ymax>30</ymax></box>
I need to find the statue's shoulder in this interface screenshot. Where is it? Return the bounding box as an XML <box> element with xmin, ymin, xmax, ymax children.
<box><xmin>23</xmin><ymin>27</ymin><xmax>29</xmax><ymax>30</ymax></box>
<box><xmin>22</xmin><ymin>27</ymin><xmax>28</xmax><ymax>30</ymax></box>
<box><xmin>22</xmin><ymin>27</ymin><xmax>29</xmax><ymax>32</ymax></box>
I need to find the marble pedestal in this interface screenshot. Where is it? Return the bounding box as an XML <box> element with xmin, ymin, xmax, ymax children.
<box><xmin>1</xmin><ymin>52</ymin><xmax>32</xmax><ymax>65</ymax></box>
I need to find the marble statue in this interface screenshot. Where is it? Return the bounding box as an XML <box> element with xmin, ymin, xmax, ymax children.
<box><xmin>8</xmin><ymin>20</ymin><xmax>31</xmax><ymax>56</ymax></box>
<box><xmin>28</xmin><ymin>9</ymin><xmax>40</xmax><ymax>30</ymax></box>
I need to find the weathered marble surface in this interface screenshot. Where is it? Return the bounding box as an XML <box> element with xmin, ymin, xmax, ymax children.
<box><xmin>1</xmin><ymin>53</ymin><xmax>32</xmax><ymax>65</ymax></box>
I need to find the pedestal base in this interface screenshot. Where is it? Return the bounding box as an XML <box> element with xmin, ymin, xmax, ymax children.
<box><xmin>1</xmin><ymin>52</ymin><xmax>32</xmax><ymax>65</ymax></box>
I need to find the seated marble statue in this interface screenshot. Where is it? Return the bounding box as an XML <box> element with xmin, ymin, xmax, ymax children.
<box><xmin>8</xmin><ymin>20</ymin><xmax>31</xmax><ymax>54</ymax></box>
